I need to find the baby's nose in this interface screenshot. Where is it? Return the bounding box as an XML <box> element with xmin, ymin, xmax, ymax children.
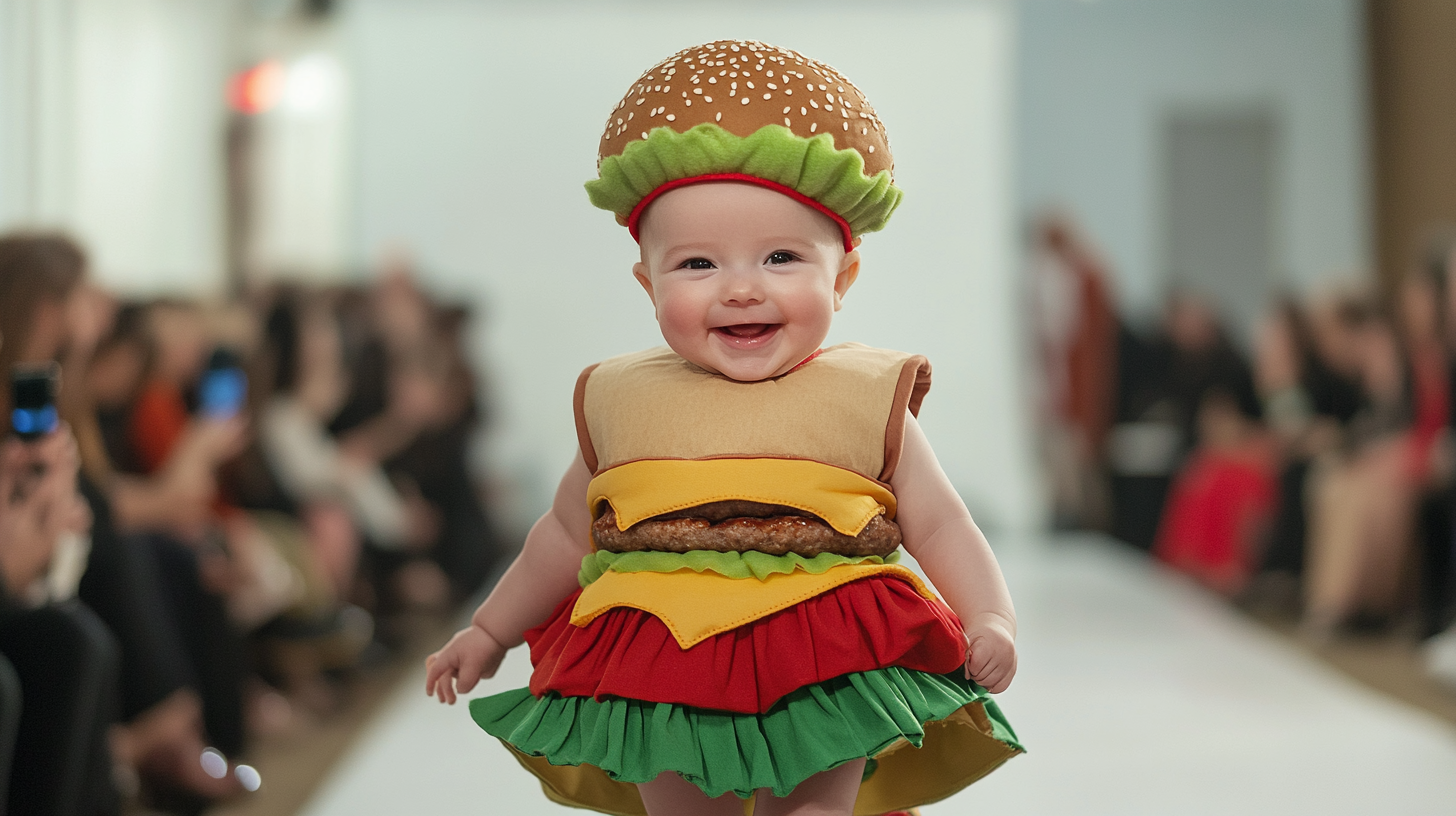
<box><xmin>720</xmin><ymin>270</ymin><xmax>765</xmax><ymax>304</ymax></box>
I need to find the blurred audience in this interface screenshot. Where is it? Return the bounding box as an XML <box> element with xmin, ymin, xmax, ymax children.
<box><xmin>1032</xmin><ymin>211</ymin><xmax>1456</xmax><ymax>691</ymax></box>
<box><xmin>0</xmin><ymin>231</ymin><xmax>502</xmax><ymax>814</ymax></box>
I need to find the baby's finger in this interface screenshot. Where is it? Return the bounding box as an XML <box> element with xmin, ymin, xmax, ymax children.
<box><xmin>975</xmin><ymin>661</ymin><xmax>1007</xmax><ymax>692</ymax></box>
<box><xmin>966</xmin><ymin>648</ymin><xmax>992</xmax><ymax>677</ymax></box>
<box><xmin>456</xmin><ymin>651</ymin><xmax>486</xmax><ymax>695</ymax></box>
<box><xmin>424</xmin><ymin>653</ymin><xmax>446</xmax><ymax>695</ymax></box>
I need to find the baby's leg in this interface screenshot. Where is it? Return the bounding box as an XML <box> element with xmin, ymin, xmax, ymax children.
<box><xmin>753</xmin><ymin>758</ymin><xmax>866</xmax><ymax>816</ymax></box>
<box><xmin>637</xmin><ymin>771</ymin><xmax>745</xmax><ymax>816</ymax></box>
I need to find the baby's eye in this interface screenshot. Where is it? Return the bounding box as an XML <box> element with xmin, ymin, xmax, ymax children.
<box><xmin>679</xmin><ymin>258</ymin><xmax>715</xmax><ymax>270</ymax></box>
<box><xmin>766</xmin><ymin>251</ymin><xmax>797</xmax><ymax>265</ymax></box>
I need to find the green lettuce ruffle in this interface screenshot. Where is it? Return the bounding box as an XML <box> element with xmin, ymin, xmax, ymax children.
<box><xmin>577</xmin><ymin>548</ymin><xmax>901</xmax><ymax>587</ymax></box>
<box><xmin>469</xmin><ymin>667</ymin><xmax>1020</xmax><ymax>800</ymax></box>
<box><xmin>587</xmin><ymin>124</ymin><xmax>903</xmax><ymax>236</ymax></box>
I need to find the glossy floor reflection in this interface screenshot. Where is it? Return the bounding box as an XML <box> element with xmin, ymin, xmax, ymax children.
<box><xmin>300</xmin><ymin>534</ymin><xmax>1456</xmax><ymax>816</ymax></box>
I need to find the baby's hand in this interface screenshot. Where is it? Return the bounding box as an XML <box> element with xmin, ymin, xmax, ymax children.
<box><xmin>963</xmin><ymin>614</ymin><xmax>1017</xmax><ymax>694</ymax></box>
<box><xmin>424</xmin><ymin>624</ymin><xmax>507</xmax><ymax>704</ymax></box>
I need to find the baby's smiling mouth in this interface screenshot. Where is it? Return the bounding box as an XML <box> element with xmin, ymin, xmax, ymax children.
<box><xmin>713</xmin><ymin>323</ymin><xmax>782</xmax><ymax>347</ymax></box>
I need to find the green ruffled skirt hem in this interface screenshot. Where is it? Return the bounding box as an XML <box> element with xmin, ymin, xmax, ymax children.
<box><xmin>469</xmin><ymin>666</ymin><xmax>1020</xmax><ymax>801</ymax></box>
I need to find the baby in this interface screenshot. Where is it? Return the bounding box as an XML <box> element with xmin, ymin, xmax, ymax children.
<box><xmin>427</xmin><ymin>40</ymin><xmax>1020</xmax><ymax>816</ymax></box>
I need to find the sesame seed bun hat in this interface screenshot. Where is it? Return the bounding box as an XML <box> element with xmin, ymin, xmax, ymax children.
<box><xmin>586</xmin><ymin>40</ymin><xmax>901</xmax><ymax>253</ymax></box>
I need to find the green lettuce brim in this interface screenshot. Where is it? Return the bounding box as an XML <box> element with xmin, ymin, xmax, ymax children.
<box><xmin>469</xmin><ymin>667</ymin><xmax>1021</xmax><ymax>801</ymax></box>
<box><xmin>577</xmin><ymin>549</ymin><xmax>902</xmax><ymax>587</ymax></box>
<box><xmin>587</xmin><ymin>124</ymin><xmax>903</xmax><ymax>236</ymax></box>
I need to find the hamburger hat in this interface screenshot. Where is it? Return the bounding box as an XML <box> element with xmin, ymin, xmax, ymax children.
<box><xmin>586</xmin><ymin>40</ymin><xmax>901</xmax><ymax>253</ymax></box>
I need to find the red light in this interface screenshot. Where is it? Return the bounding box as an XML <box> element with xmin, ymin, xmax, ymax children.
<box><xmin>227</xmin><ymin>60</ymin><xmax>284</xmax><ymax>114</ymax></box>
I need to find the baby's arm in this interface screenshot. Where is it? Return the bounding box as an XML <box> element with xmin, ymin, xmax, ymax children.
<box><xmin>425</xmin><ymin>452</ymin><xmax>593</xmax><ymax>703</ymax></box>
<box><xmin>891</xmin><ymin>414</ymin><xmax>1017</xmax><ymax>693</ymax></box>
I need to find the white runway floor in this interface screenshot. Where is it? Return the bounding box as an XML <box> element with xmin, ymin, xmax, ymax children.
<box><xmin>300</xmin><ymin>534</ymin><xmax>1456</xmax><ymax>815</ymax></box>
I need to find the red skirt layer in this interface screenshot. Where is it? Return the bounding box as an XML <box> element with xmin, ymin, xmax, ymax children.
<box><xmin>525</xmin><ymin>574</ymin><xmax>967</xmax><ymax>715</ymax></box>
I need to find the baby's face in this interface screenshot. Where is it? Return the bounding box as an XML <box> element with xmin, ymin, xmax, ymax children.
<box><xmin>633</xmin><ymin>182</ymin><xmax>859</xmax><ymax>382</ymax></box>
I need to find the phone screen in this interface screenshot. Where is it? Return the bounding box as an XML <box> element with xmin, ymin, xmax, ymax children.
<box><xmin>199</xmin><ymin>368</ymin><xmax>247</xmax><ymax>419</ymax></box>
<box><xmin>11</xmin><ymin>364</ymin><xmax>59</xmax><ymax>440</ymax></box>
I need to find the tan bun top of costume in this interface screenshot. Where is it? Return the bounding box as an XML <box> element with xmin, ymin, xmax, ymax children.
<box><xmin>597</xmin><ymin>39</ymin><xmax>893</xmax><ymax>179</ymax></box>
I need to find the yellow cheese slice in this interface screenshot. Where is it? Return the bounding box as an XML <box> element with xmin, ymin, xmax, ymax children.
<box><xmin>570</xmin><ymin>562</ymin><xmax>934</xmax><ymax>649</ymax></box>
<box><xmin>587</xmin><ymin>458</ymin><xmax>897</xmax><ymax>537</ymax></box>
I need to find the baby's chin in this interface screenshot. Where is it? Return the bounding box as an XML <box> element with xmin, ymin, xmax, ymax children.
<box><xmin>670</xmin><ymin>337</ymin><xmax>810</xmax><ymax>382</ymax></box>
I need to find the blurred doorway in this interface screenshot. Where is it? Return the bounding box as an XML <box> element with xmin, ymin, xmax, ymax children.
<box><xmin>1161</xmin><ymin>109</ymin><xmax>1278</xmax><ymax>346</ymax></box>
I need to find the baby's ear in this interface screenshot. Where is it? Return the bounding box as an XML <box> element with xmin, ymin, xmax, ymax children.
<box><xmin>833</xmin><ymin>249</ymin><xmax>861</xmax><ymax>312</ymax></box>
<box><xmin>633</xmin><ymin>263</ymin><xmax>657</xmax><ymax>308</ymax></box>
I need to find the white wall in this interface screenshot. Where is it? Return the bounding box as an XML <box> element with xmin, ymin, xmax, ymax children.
<box><xmin>1017</xmin><ymin>0</ymin><xmax>1371</xmax><ymax>324</ymax></box>
<box><xmin>344</xmin><ymin>0</ymin><xmax>1039</xmax><ymax>533</ymax></box>
<box><xmin>0</xmin><ymin>0</ymin><xmax>235</xmax><ymax>295</ymax></box>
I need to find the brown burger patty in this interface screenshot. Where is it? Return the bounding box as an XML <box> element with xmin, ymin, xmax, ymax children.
<box><xmin>592</xmin><ymin>501</ymin><xmax>901</xmax><ymax>557</ymax></box>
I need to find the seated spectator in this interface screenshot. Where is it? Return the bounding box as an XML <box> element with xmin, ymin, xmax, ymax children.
<box><xmin>1302</xmin><ymin>295</ymin><xmax>1420</xmax><ymax>634</ymax></box>
<box><xmin>1155</xmin><ymin>389</ymin><xmax>1278</xmax><ymax>595</ymax></box>
<box><xmin>0</xmin><ymin>363</ymin><xmax>117</xmax><ymax>813</ymax></box>
<box><xmin>0</xmin><ymin>233</ymin><xmax>254</xmax><ymax>807</ymax></box>
<box><xmin>1109</xmin><ymin>293</ymin><xmax>1260</xmax><ymax>550</ymax></box>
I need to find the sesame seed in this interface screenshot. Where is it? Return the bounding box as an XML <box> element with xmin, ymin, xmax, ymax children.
<box><xmin>800</xmin><ymin>106</ymin><xmax>807</xmax><ymax>115</ymax></box>
<box><xmin>730</xmin><ymin>72</ymin><xmax>737</xmax><ymax>77</ymax></box>
<box><xmin>782</xmin><ymin>106</ymin><xmax>791</xmax><ymax>113</ymax></box>
<box><xmin>784</xmin><ymin>117</ymin><xmax>792</xmax><ymax>126</ymax></box>
<box><xmin>747</xmin><ymin>81</ymin><xmax>754</xmax><ymax>89</ymax></box>
<box><xmin>716</xmin><ymin>112</ymin><xmax>722</xmax><ymax>121</ymax></box>
<box><xmin>729</xmin><ymin>89</ymin><xmax>736</xmax><ymax>96</ymax></box>
<box><xmin>767</xmin><ymin>83</ymin><xmax>777</xmax><ymax>90</ymax></box>
<box><xmin>731</xmin><ymin>81</ymin><xmax>737</xmax><ymax>88</ymax></box>
<box><xmin>664</xmin><ymin>86</ymin><xmax>670</xmax><ymax>93</ymax></box>
<box><xmin>825</xmin><ymin>104</ymin><xmax>833</xmax><ymax>111</ymax></box>
<box><xmin>785</xmin><ymin>89</ymin><xmax>792</xmax><ymax>95</ymax></box>
<box><xmin>767</xmin><ymin>70</ymin><xmax>774</xmax><ymax>77</ymax></box>
<box><xmin>810</xmin><ymin>122</ymin><xmax>817</xmax><ymax>132</ymax></box>
<box><xmin>819</xmin><ymin>84</ymin><xmax>827</xmax><ymax>91</ymax></box>
<box><xmin>762</xmin><ymin>93</ymin><xmax>771</xmax><ymax>100</ymax></box>
<box><xmin>616</xmin><ymin>118</ymin><xmax>623</xmax><ymax>125</ymax></box>
<box><xmin>825</xmin><ymin>92</ymin><xmax>834</xmax><ymax>102</ymax></box>
<box><xmin>843</xmin><ymin>122</ymin><xmax>849</xmax><ymax>131</ymax></box>
<box><xmin>705</xmin><ymin>96</ymin><xmax>712</xmax><ymax>102</ymax></box>
<box><xmin>862</xmin><ymin>127</ymin><xmax>868</xmax><ymax>134</ymax></box>
<box><xmin>708</xmin><ymin>77</ymin><xmax>717</xmax><ymax>84</ymax></box>
<box><xmin>810</xmin><ymin>99</ymin><xmax>819</xmax><ymax>109</ymax></box>
<box><xmin>741</xmin><ymin>97</ymin><xmax>750</xmax><ymax>105</ymax></box>
<box><xmin>694</xmin><ymin>88</ymin><xmax>703</xmax><ymax>95</ymax></box>
<box><xmin>642</xmin><ymin>132</ymin><xmax>649</xmax><ymax>139</ymax></box>
<box><xmin>666</xmin><ymin>114</ymin><xmax>675</xmax><ymax>121</ymax></box>
<box><xmin>868</xmin><ymin>146</ymin><xmax>875</xmax><ymax>153</ymax></box>
<box><xmin>685</xmin><ymin>99</ymin><xmax>691</xmax><ymax>106</ymax></box>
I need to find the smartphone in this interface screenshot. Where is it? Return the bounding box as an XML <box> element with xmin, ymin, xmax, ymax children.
<box><xmin>10</xmin><ymin>363</ymin><xmax>60</xmax><ymax>440</ymax></box>
<box><xmin>198</xmin><ymin>348</ymin><xmax>247</xmax><ymax>420</ymax></box>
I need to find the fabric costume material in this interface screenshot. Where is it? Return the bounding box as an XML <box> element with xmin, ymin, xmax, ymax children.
<box><xmin>468</xmin><ymin>38</ymin><xmax>1019</xmax><ymax>815</ymax></box>
<box><xmin>469</xmin><ymin>345</ymin><xmax>1021</xmax><ymax>814</ymax></box>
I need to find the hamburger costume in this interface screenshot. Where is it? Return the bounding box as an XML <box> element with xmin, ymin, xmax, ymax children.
<box><xmin>468</xmin><ymin>41</ymin><xmax>1021</xmax><ymax>815</ymax></box>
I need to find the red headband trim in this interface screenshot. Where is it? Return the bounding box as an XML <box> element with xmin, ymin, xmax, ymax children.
<box><xmin>626</xmin><ymin>173</ymin><xmax>856</xmax><ymax>254</ymax></box>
